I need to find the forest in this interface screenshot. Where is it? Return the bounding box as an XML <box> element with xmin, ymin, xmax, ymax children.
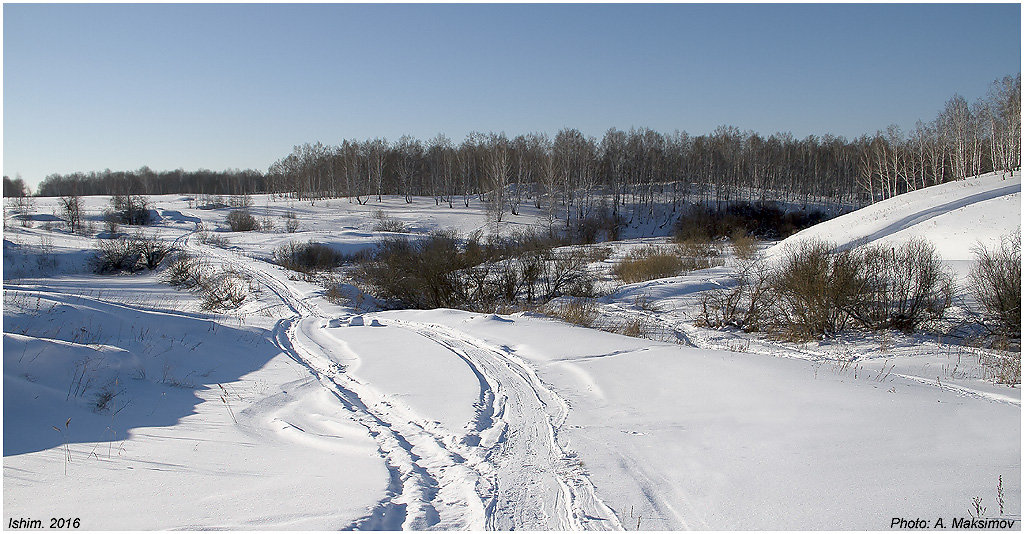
<box><xmin>18</xmin><ymin>74</ymin><xmax>1021</xmax><ymax>228</ymax></box>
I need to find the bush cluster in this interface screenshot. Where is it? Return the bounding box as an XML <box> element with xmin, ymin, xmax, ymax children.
<box><xmin>698</xmin><ymin>238</ymin><xmax>955</xmax><ymax>340</ymax></box>
<box><xmin>613</xmin><ymin>241</ymin><xmax>723</xmax><ymax>284</ymax></box>
<box><xmin>372</xmin><ymin>210</ymin><xmax>407</xmax><ymax>233</ymax></box>
<box><xmin>675</xmin><ymin>202</ymin><xmax>829</xmax><ymax>242</ymax></box>
<box><xmin>353</xmin><ymin>228</ymin><xmax>597</xmax><ymax>310</ymax></box>
<box><xmin>273</xmin><ymin>241</ymin><xmax>349</xmax><ymax>274</ymax></box>
<box><xmin>94</xmin><ymin>233</ymin><xmax>170</xmax><ymax>274</ymax></box>
<box><xmin>573</xmin><ymin>208</ymin><xmax>624</xmax><ymax>244</ymax></box>
<box><xmin>969</xmin><ymin>230</ymin><xmax>1021</xmax><ymax>340</ymax></box>
<box><xmin>110</xmin><ymin>194</ymin><xmax>152</xmax><ymax>226</ymax></box>
<box><xmin>163</xmin><ymin>251</ymin><xmax>248</xmax><ymax>310</ymax></box>
<box><xmin>284</xmin><ymin>211</ymin><xmax>300</xmax><ymax>233</ymax></box>
<box><xmin>542</xmin><ymin>297</ymin><xmax>598</xmax><ymax>327</ymax></box>
<box><xmin>226</xmin><ymin>209</ymin><xmax>258</xmax><ymax>232</ymax></box>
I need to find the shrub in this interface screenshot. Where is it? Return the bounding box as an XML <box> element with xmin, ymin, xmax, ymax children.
<box><xmin>618</xmin><ymin>315</ymin><xmax>654</xmax><ymax>339</ymax></box>
<box><xmin>538</xmin><ymin>247</ymin><xmax>597</xmax><ymax>300</ymax></box>
<box><xmin>163</xmin><ymin>251</ymin><xmax>207</xmax><ymax>288</ymax></box>
<box><xmin>697</xmin><ymin>257</ymin><xmax>773</xmax><ymax>331</ymax></box>
<box><xmin>730</xmin><ymin>229</ymin><xmax>759</xmax><ymax>261</ymax></box>
<box><xmin>197</xmin><ymin>194</ymin><xmax>226</xmax><ymax>210</ymax></box>
<box><xmin>353</xmin><ymin>228</ymin><xmax>597</xmax><ymax>310</ymax></box>
<box><xmin>372</xmin><ymin>209</ymin><xmax>407</xmax><ymax>233</ymax></box>
<box><xmin>284</xmin><ymin>211</ymin><xmax>299</xmax><ymax>233</ymax></box>
<box><xmin>59</xmin><ymin>195</ymin><xmax>83</xmax><ymax>234</ymax></box>
<box><xmin>226</xmin><ymin>209</ymin><xmax>258</xmax><ymax>232</ymax></box>
<box><xmin>852</xmin><ymin>239</ymin><xmax>954</xmax><ymax>332</ymax></box>
<box><xmin>94</xmin><ymin>233</ymin><xmax>169</xmax><ymax>274</ymax></box>
<box><xmin>770</xmin><ymin>240</ymin><xmax>864</xmax><ymax>339</ymax></box>
<box><xmin>111</xmin><ymin>194</ymin><xmax>151</xmax><ymax>225</ymax></box>
<box><xmin>699</xmin><ymin>238</ymin><xmax>957</xmax><ymax>339</ymax></box>
<box><xmin>273</xmin><ymin>241</ymin><xmax>346</xmax><ymax>274</ymax></box>
<box><xmin>102</xmin><ymin>209</ymin><xmax>120</xmax><ymax>235</ymax></box>
<box><xmin>196</xmin><ymin>229</ymin><xmax>230</xmax><ymax>247</ymax></box>
<box><xmin>969</xmin><ymin>230</ymin><xmax>1021</xmax><ymax>339</ymax></box>
<box><xmin>674</xmin><ymin>202</ymin><xmax>828</xmax><ymax>242</ymax></box>
<box><xmin>614</xmin><ymin>246</ymin><xmax>685</xmax><ymax>283</ymax></box>
<box><xmin>228</xmin><ymin>194</ymin><xmax>253</xmax><ymax>209</ymax></box>
<box><xmin>200</xmin><ymin>272</ymin><xmax>248</xmax><ymax>310</ymax></box>
<box><xmin>677</xmin><ymin>239</ymin><xmax>724</xmax><ymax>271</ymax></box>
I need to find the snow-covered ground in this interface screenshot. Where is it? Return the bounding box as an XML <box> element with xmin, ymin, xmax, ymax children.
<box><xmin>3</xmin><ymin>173</ymin><xmax>1020</xmax><ymax>529</ymax></box>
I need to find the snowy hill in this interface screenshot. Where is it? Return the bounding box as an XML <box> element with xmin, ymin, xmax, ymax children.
<box><xmin>768</xmin><ymin>170</ymin><xmax>1021</xmax><ymax>280</ymax></box>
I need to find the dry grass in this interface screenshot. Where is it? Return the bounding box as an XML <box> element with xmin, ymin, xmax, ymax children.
<box><xmin>543</xmin><ymin>297</ymin><xmax>598</xmax><ymax>327</ymax></box>
<box><xmin>676</xmin><ymin>239</ymin><xmax>724</xmax><ymax>271</ymax></box>
<box><xmin>730</xmin><ymin>229</ymin><xmax>759</xmax><ymax>261</ymax></box>
<box><xmin>617</xmin><ymin>315</ymin><xmax>653</xmax><ymax>339</ymax></box>
<box><xmin>614</xmin><ymin>246</ymin><xmax>685</xmax><ymax>283</ymax></box>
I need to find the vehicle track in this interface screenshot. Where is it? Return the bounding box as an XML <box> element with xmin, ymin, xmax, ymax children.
<box><xmin>396</xmin><ymin>320</ymin><xmax>623</xmax><ymax>531</ymax></box>
<box><xmin>186</xmin><ymin>236</ymin><xmax>620</xmax><ymax>530</ymax></box>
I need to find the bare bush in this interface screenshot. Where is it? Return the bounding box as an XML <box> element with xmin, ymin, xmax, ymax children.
<box><xmin>197</xmin><ymin>194</ymin><xmax>226</xmax><ymax>210</ymax></box>
<box><xmin>284</xmin><ymin>211</ymin><xmax>299</xmax><ymax>233</ymax></box>
<box><xmin>730</xmin><ymin>229</ymin><xmax>759</xmax><ymax>261</ymax></box>
<box><xmin>372</xmin><ymin>209</ymin><xmax>407</xmax><ymax>232</ymax></box>
<box><xmin>698</xmin><ymin>256</ymin><xmax>773</xmax><ymax>331</ymax></box>
<box><xmin>354</xmin><ymin>228</ymin><xmax>597</xmax><ymax>310</ymax></box>
<box><xmin>618</xmin><ymin>315</ymin><xmax>654</xmax><ymax>339</ymax></box>
<box><xmin>273</xmin><ymin>241</ymin><xmax>346</xmax><ymax>274</ymax></box>
<box><xmin>770</xmin><ymin>240</ymin><xmax>864</xmax><ymax>339</ymax></box>
<box><xmin>59</xmin><ymin>195</ymin><xmax>83</xmax><ymax>234</ymax></box>
<box><xmin>677</xmin><ymin>239</ymin><xmax>724</xmax><ymax>271</ymax></box>
<box><xmin>200</xmin><ymin>273</ymin><xmax>248</xmax><ymax>310</ymax></box>
<box><xmin>111</xmin><ymin>194</ymin><xmax>151</xmax><ymax>225</ymax></box>
<box><xmin>969</xmin><ymin>230</ymin><xmax>1021</xmax><ymax>339</ymax></box>
<box><xmin>228</xmin><ymin>194</ymin><xmax>253</xmax><ymax>209</ymax></box>
<box><xmin>196</xmin><ymin>229</ymin><xmax>230</xmax><ymax>247</ymax></box>
<box><xmin>699</xmin><ymin>238</ymin><xmax>955</xmax><ymax>339</ymax></box>
<box><xmin>359</xmin><ymin>230</ymin><xmax>468</xmax><ymax>308</ymax></box>
<box><xmin>225</xmin><ymin>209</ymin><xmax>258</xmax><ymax>232</ymax></box>
<box><xmin>538</xmin><ymin>247</ymin><xmax>597</xmax><ymax>300</ymax></box>
<box><xmin>94</xmin><ymin>233</ymin><xmax>169</xmax><ymax>274</ymax></box>
<box><xmin>163</xmin><ymin>251</ymin><xmax>207</xmax><ymax>289</ymax></box>
<box><xmin>851</xmin><ymin>239</ymin><xmax>955</xmax><ymax>332</ymax></box>
<box><xmin>102</xmin><ymin>209</ymin><xmax>121</xmax><ymax>235</ymax></box>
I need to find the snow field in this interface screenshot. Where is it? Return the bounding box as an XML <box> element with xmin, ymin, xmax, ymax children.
<box><xmin>3</xmin><ymin>171</ymin><xmax>1020</xmax><ymax>529</ymax></box>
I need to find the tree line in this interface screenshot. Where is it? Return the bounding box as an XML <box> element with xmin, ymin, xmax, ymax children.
<box><xmin>30</xmin><ymin>167</ymin><xmax>266</xmax><ymax>199</ymax></box>
<box><xmin>22</xmin><ymin>74</ymin><xmax>1020</xmax><ymax>227</ymax></box>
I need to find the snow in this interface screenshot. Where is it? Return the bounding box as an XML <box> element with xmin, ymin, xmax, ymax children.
<box><xmin>768</xmin><ymin>170</ymin><xmax>1021</xmax><ymax>281</ymax></box>
<box><xmin>3</xmin><ymin>280</ymin><xmax>387</xmax><ymax>529</ymax></box>
<box><xmin>4</xmin><ymin>177</ymin><xmax>1020</xmax><ymax>529</ymax></box>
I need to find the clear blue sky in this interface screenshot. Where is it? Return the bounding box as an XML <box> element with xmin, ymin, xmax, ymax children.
<box><xmin>4</xmin><ymin>3</ymin><xmax>1021</xmax><ymax>189</ymax></box>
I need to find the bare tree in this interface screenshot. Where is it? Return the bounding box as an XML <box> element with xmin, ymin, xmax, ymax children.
<box><xmin>59</xmin><ymin>194</ymin><xmax>83</xmax><ymax>234</ymax></box>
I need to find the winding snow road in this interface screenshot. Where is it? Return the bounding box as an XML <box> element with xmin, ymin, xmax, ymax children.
<box><xmin>185</xmin><ymin>234</ymin><xmax>621</xmax><ymax>530</ymax></box>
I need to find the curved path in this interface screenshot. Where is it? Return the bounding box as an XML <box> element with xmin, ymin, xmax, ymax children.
<box><xmin>185</xmin><ymin>234</ymin><xmax>621</xmax><ymax>530</ymax></box>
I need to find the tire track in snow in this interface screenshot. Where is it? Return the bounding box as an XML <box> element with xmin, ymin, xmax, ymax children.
<box><xmin>397</xmin><ymin>320</ymin><xmax>623</xmax><ymax>531</ymax></box>
<box><xmin>189</xmin><ymin>238</ymin><xmax>489</xmax><ymax>529</ymax></box>
<box><xmin>189</xmin><ymin>236</ymin><xmax>620</xmax><ymax>530</ymax></box>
